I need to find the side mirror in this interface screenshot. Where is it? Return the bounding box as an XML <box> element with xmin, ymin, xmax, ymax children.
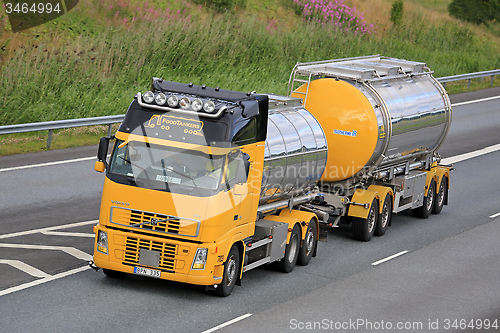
<box><xmin>241</xmin><ymin>100</ymin><xmax>259</xmax><ymax>118</ymax></box>
<box><xmin>97</xmin><ymin>137</ymin><xmax>109</xmax><ymax>162</ymax></box>
<box><xmin>94</xmin><ymin>161</ymin><xmax>106</xmax><ymax>173</ymax></box>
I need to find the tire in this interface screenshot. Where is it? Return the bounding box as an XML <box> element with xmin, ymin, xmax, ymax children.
<box><xmin>297</xmin><ymin>219</ymin><xmax>317</xmax><ymax>266</ymax></box>
<box><xmin>412</xmin><ymin>179</ymin><xmax>436</xmax><ymax>219</ymax></box>
<box><xmin>216</xmin><ymin>245</ymin><xmax>240</xmax><ymax>297</ymax></box>
<box><xmin>103</xmin><ymin>268</ymin><xmax>127</xmax><ymax>278</ymax></box>
<box><xmin>352</xmin><ymin>198</ymin><xmax>378</xmax><ymax>242</ymax></box>
<box><xmin>375</xmin><ymin>194</ymin><xmax>392</xmax><ymax>237</ymax></box>
<box><xmin>276</xmin><ymin>224</ymin><xmax>301</xmax><ymax>273</ymax></box>
<box><xmin>432</xmin><ymin>177</ymin><xmax>447</xmax><ymax>215</ymax></box>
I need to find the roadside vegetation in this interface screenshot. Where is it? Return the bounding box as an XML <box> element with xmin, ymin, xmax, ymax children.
<box><xmin>0</xmin><ymin>0</ymin><xmax>499</xmax><ymax>155</ymax></box>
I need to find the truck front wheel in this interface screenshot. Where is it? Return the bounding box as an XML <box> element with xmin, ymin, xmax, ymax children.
<box><xmin>216</xmin><ymin>245</ymin><xmax>240</xmax><ymax>297</ymax></box>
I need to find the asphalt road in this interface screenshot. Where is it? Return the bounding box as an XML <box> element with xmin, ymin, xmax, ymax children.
<box><xmin>0</xmin><ymin>88</ymin><xmax>499</xmax><ymax>333</ymax></box>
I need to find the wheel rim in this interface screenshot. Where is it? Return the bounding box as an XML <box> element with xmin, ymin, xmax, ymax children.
<box><xmin>304</xmin><ymin>228</ymin><xmax>314</xmax><ymax>255</ymax></box>
<box><xmin>381</xmin><ymin>201</ymin><xmax>390</xmax><ymax>228</ymax></box>
<box><xmin>225</xmin><ymin>255</ymin><xmax>236</xmax><ymax>287</ymax></box>
<box><xmin>367</xmin><ymin>206</ymin><xmax>376</xmax><ymax>233</ymax></box>
<box><xmin>288</xmin><ymin>233</ymin><xmax>298</xmax><ymax>263</ymax></box>
<box><xmin>426</xmin><ymin>186</ymin><xmax>435</xmax><ymax>211</ymax></box>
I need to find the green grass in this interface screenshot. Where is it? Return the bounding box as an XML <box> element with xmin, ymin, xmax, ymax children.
<box><xmin>0</xmin><ymin>0</ymin><xmax>499</xmax><ymax>156</ymax></box>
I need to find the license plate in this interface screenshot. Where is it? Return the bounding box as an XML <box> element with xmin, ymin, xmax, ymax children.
<box><xmin>134</xmin><ymin>266</ymin><xmax>161</xmax><ymax>278</ymax></box>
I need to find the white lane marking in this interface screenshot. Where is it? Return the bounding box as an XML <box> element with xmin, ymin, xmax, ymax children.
<box><xmin>372</xmin><ymin>250</ymin><xmax>409</xmax><ymax>266</ymax></box>
<box><xmin>490</xmin><ymin>212</ymin><xmax>500</xmax><ymax>219</ymax></box>
<box><xmin>41</xmin><ymin>231</ymin><xmax>95</xmax><ymax>238</ymax></box>
<box><xmin>201</xmin><ymin>313</ymin><xmax>253</xmax><ymax>333</ymax></box>
<box><xmin>0</xmin><ymin>266</ymin><xmax>90</xmax><ymax>297</ymax></box>
<box><xmin>0</xmin><ymin>220</ymin><xmax>97</xmax><ymax>240</ymax></box>
<box><xmin>0</xmin><ymin>259</ymin><xmax>51</xmax><ymax>278</ymax></box>
<box><xmin>0</xmin><ymin>156</ymin><xmax>96</xmax><ymax>173</ymax></box>
<box><xmin>0</xmin><ymin>243</ymin><xmax>92</xmax><ymax>261</ymax></box>
<box><xmin>441</xmin><ymin>143</ymin><xmax>500</xmax><ymax>165</ymax></box>
<box><xmin>452</xmin><ymin>95</ymin><xmax>500</xmax><ymax>106</ymax></box>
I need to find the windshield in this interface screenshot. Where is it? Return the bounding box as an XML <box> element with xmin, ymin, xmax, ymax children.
<box><xmin>108</xmin><ymin>140</ymin><xmax>226</xmax><ymax>193</ymax></box>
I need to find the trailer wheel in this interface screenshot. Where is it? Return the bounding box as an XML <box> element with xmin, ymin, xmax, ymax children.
<box><xmin>103</xmin><ymin>269</ymin><xmax>127</xmax><ymax>279</ymax></box>
<box><xmin>375</xmin><ymin>194</ymin><xmax>392</xmax><ymax>237</ymax></box>
<box><xmin>297</xmin><ymin>219</ymin><xmax>317</xmax><ymax>266</ymax></box>
<box><xmin>216</xmin><ymin>245</ymin><xmax>240</xmax><ymax>297</ymax></box>
<box><xmin>432</xmin><ymin>177</ymin><xmax>447</xmax><ymax>214</ymax></box>
<box><xmin>412</xmin><ymin>179</ymin><xmax>435</xmax><ymax>219</ymax></box>
<box><xmin>277</xmin><ymin>224</ymin><xmax>301</xmax><ymax>273</ymax></box>
<box><xmin>352</xmin><ymin>198</ymin><xmax>378</xmax><ymax>242</ymax></box>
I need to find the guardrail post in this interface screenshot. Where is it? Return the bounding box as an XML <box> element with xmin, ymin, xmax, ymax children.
<box><xmin>467</xmin><ymin>79</ymin><xmax>471</xmax><ymax>89</ymax></box>
<box><xmin>107</xmin><ymin>124</ymin><xmax>113</xmax><ymax>137</ymax></box>
<box><xmin>47</xmin><ymin>129</ymin><xmax>53</xmax><ymax>149</ymax></box>
<box><xmin>491</xmin><ymin>75</ymin><xmax>494</xmax><ymax>87</ymax></box>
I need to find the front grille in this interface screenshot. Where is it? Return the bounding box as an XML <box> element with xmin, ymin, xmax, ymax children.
<box><xmin>110</xmin><ymin>207</ymin><xmax>199</xmax><ymax>237</ymax></box>
<box><xmin>124</xmin><ymin>236</ymin><xmax>176</xmax><ymax>271</ymax></box>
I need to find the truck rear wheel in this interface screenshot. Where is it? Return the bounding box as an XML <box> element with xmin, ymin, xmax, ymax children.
<box><xmin>297</xmin><ymin>219</ymin><xmax>317</xmax><ymax>266</ymax></box>
<box><xmin>216</xmin><ymin>245</ymin><xmax>240</xmax><ymax>297</ymax></box>
<box><xmin>412</xmin><ymin>179</ymin><xmax>435</xmax><ymax>219</ymax></box>
<box><xmin>432</xmin><ymin>177</ymin><xmax>447</xmax><ymax>214</ymax></box>
<box><xmin>277</xmin><ymin>224</ymin><xmax>300</xmax><ymax>273</ymax></box>
<box><xmin>375</xmin><ymin>194</ymin><xmax>392</xmax><ymax>237</ymax></box>
<box><xmin>352</xmin><ymin>198</ymin><xmax>378</xmax><ymax>242</ymax></box>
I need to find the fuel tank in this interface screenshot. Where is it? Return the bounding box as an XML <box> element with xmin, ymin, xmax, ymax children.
<box><xmin>259</xmin><ymin>56</ymin><xmax>452</xmax><ymax>203</ymax></box>
<box><xmin>290</xmin><ymin>56</ymin><xmax>452</xmax><ymax>182</ymax></box>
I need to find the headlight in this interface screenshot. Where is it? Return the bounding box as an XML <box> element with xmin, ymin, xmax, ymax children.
<box><xmin>191</xmin><ymin>248</ymin><xmax>208</xmax><ymax>269</ymax></box>
<box><xmin>142</xmin><ymin>91</ymin><xmax>155</xmax><ymax>104</ymax></box>
<box><xmin>167</xmin><ymin>95</ymin><xmax>179</xmax><ymax>107</ymax></box>
<box><xmin>155</xmin><ymin>93</ymin><xmax>167</xmax><ymax>105</ymax></box>
<box><xmin>191</xmin><ymin>98</ymin><xmax>203</xmax><ymax>111</ymax></box>
<box><xmin>203</xmin><ymin>100</ymin><xmax>216</xmax><ymax>113</ymax></box>
<box><xmin>179</xmin><ymin>97</ymin><xmax>191</xmax><ymax>109</ymax></box>
<box><xmin>97</xmin><ymin>230</ymin><xmax>108</xmax><ymax>254</ymax></box>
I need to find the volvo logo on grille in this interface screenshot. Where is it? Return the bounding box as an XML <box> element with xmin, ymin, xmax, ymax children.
<box><xmin>150</xmin><ymin>218</ymin><xmax>159</xmax><ymax>226</ymax></box>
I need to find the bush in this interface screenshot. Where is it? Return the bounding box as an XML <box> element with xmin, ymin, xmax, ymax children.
<box><xmin>191</xmin><ymin>0</ymin><xmax>246</xmax><ymax>12</ymax></box>
<box><xmin>390</xmin><ymin>0</ymin><xmax>404</xmax><ymax>26</ymax></box>
<box><xmin>448</xmin><ymin>0</ymin><xmax>500</xmax><ymax>25</ymax></box>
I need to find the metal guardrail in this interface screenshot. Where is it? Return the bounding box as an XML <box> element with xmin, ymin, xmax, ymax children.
<box><xmin>437</xmin><ymin>69</ymin><xmax>500</xmax><ymax>89</ymax></box>
<box><xmin>0</xmin><ymin>69</ymin><xmax>499</xmax><ymax>149</ymax></box>
<box><xmin>0</xmin><ymin>115</ymin><xmax>125</xmax><ymax>148</ymax></box>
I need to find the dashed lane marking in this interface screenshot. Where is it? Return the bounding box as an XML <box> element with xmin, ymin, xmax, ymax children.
<box><xmin>372</xmin><ymin>251</ymin><xmax>409</xmax><ymax>266</ymax></box>
<box><xmin>201</xmin><ymin>313</ymin><xmax>253</xmax><ymax>333</ymax></box>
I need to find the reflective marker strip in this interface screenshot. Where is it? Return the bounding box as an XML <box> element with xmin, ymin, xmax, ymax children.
<box><xmin>201</xmin><ymin>313</ymin><xmax>253</xmax><ymax>333</ymax></box>
<box><xmin>372</xmin><ymin>251</ymin><xmax>409</xmax><ymax>266</ymax></box>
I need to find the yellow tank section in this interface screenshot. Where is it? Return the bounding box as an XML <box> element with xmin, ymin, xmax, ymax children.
<box><xmin>292</xmin><ymin>78</ymin><xmax>378</xmax><ymax>182</ymax></box>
